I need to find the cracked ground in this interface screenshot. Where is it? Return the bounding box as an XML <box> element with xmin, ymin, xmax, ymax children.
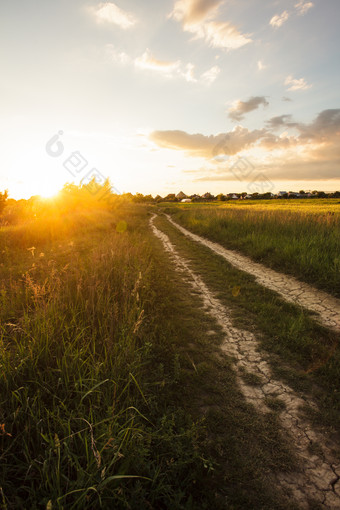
<box><xmin>151</xmin><ymin>214</ymin><xmax>340</xmax><ymax>509</ymax></box>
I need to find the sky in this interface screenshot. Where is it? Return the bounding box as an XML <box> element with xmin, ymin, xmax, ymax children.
<box><xmin>1</xmin><ymin>0</ymin><xmax>339</xmax><ymax>199</ymax></box>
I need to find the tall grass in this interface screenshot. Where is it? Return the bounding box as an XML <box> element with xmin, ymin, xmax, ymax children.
<box><xmin>167</xmin><ymin>203</ymin><xmax>340</xmax><ymax>296</ymax></box>
<box><xmin>0</xmin><ymin>206</ymin><xmax>210</xmax><ymax>509</ymax></box>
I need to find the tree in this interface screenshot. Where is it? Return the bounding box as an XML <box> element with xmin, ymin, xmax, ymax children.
<box><xmin>0</xmin><ymin>190</ymin><xmax>8</xmax><ymax>215</ymax></box>
<box><xmin>164</xmin><ymin>194</ymin><xmax>177</xmax><ymax>202</ymax></box>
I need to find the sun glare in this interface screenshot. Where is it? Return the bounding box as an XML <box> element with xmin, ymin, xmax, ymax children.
<box><xmin>38</xmin><ymin>183</ymin><xmax>61</xmax><ymax>199</ymax></box>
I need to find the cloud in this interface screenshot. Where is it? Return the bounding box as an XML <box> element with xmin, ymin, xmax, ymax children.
<box><xmin>285</xmin><ymin>75</ymin><xmax>312</xmax><ymax>91</ymax></box>
<box><xmin>270</xmin><ymin>2</ymin><xmax>313</xmax><ymax>29</ymax></box>
<box><xmin>149</xmin><ymin>109</ymin><xmax>340</xmax><ymax>160</ymax></box>
<box><xmin>257</xmin><ymin>60</ymin><xmax>266</xmax><ymax>71</ymax></box>
<box><xmin>170</xmin><ymin>0</ymin><xmax>222</xmax><ymax>24</ymax></box>
<box><xmin>270</xmin><ymin>11</ymin><xmax>290</xmax><ymax>28</ymax></box>
<box><xmin>266</xmin><ymin>115</ymin><xmax>295</xmax><ymax>129</ymax></box>
<box><xmin>295</xmin><ymin>1</ymin><xmax>314</xmax><ymax>15</ymax></box>
<box><xmin>267</xmin><ymin>109</ymin><xmax>340</xmax><ymax>142</ymax></box>
<box><xmin>149</xmin><ymin>126</ymin><xmax>266</xmax><ymax>158</ymax></box>
<box><xmin>149</xmin><ymin>109</ymin><xmax>340</xmax><ymax>183</ymax></box>
<box><xmin>228</xmin><ymin>96</ymin><xmax>269</xmax><ymax>121</ymax></box>
<box><xmin>298</xmin><ymin>109</ymin><xmax>340</xmax><ymax>140</ymax></box>
<box><xmin>182</xmin><ymin>63</ymin><xmax>197</xmax><ymax>82</ymax></box>
<box><xmin>134</xmin><ymin>49</ymin><xmax>220</xmax><ymax>85</ymax></box>
<box><xmin>135</xmin><ymin>49</ymin><xmax>181</xmax><ymax>76</ymax></box>
<box><xmin>105</xmin><ymin>44</ymin><xmax>131</xmax><ymax>65</ymax></box>
<box><xmin>91</xmin><ymin>2</ymin><xmax>137</xmax><ymax>28</ymax></box>
<box><xmin>150</xmin><ymin>109</ymin><xmax>340</xmax><ymax>160</ymax></box>
<box><xmin>169</xmin><ymin>0</ymin><xmax>252</xmax><ymax>50</ymax></box>
<box><xmin>201</xmin><ymin>65</ymin><xmax>220</xmax><ymax>85</ymax></box>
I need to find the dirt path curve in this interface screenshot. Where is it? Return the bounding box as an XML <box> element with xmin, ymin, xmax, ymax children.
<box><xmin>165</xmin><ymin>214</ymin><xmax>340</xmax><ymax>333</ymax></box>
<box><xmin>150</xmin><ymin>214</ymin><xmax>340</xmax><ymax>509</ymax></box>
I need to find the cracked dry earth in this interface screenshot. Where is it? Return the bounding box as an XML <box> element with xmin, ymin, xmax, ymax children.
<box><xmin>166</xmin><ymin>214</ymin><xmax>340</xmax><ymax>333</ymax></box>
<box><xmin>150</xmin><ymin>214</ymin><xmax>340</xmax><ymax>509</ymax></box>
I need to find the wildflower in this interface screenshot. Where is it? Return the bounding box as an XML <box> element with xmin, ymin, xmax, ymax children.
<box><xmin>0</xmin><ymin>423</ymin><xmax>12</xmax><ymax>436</ymax></box>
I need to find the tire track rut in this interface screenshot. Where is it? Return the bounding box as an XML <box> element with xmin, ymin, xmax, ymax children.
<box><xmin>151</xmin><ymin>214</ymin><xmax>340</xmax><ymax>509</ymax></box>
<box><xmin>166</xmin><ymin>214</ymin><xmax>340</xmax><ymax>333</ymax></box>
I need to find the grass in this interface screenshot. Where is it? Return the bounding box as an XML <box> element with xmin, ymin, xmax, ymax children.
<box><xmin>160</xmin><ymin>199</ymin><xmax>340</xmax><ymax>297</ymax></box>
<box><xmin>0</xmin><ymin>206</ymin><xmax>208</xmax><ymax>508</ymax></box>
<box><xmin>0</xmin><ymin>204</ymin><xmax>298</xmax><ymax>509</ymax></box>
<box><xmin>154</xmin><ymin>213</ymin><xmax>340</xmax><ymax>436</ymax></box>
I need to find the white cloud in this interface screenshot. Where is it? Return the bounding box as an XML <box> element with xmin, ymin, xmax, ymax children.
<box><xmin>105</xmin><ymin>44</ymin><xmax>131</xmax><ymax>65</ymax></box>
<box><xmin>91</xmin><ymin>2</ymin><xmax>137</xmax><ymax>29</ymax></box>
<box><xmin>270</xmin><ymin>11</ymin><xmax>290</xmax><ymax>28</ymax></box>
<box><xmin>201</xmin><ymin>65</ymin><xmax>220</xmax><ymax>85</ymax></box>
<box><xmin>285</xmin><ymin>75</ymin><xmax>312</xmax><ymax>91</ymax></box>
<box><xmin>169</xmin><ymin>0</ymin><xmax>252</xmax><ymax>50</ymax></box>
<box><xmin>135</xmin><ymin>49</ymin><xmax>181</xmax><ymax>76</ymax></box>
<box><xmin>295</xmin><ymin>1</ymin><xmax>314</xmax><ymax>15</ymax></box>
<box><xmin>202</xmin><ymin>21</ymin><xmax>252</xmax><ymax>49</ymax></box>
<box><xmin>270</xmin><ymin>2</ymin><xmax>313</xmax><ymax>28</ymax></box>
<box><xmin>170</xmin><ymin>0</ymin><xmax>222</xmax><ymax>24</ymax></box>
<box><xmin>183</xmin><ymin>63</ymin><xmax>197</xmax><ymax>82</ymax></box>
<box><xmin>134</xmin><ymin>49</ymin><xmax>220</xmax><ymax>85</ymax></box>
<box><xmin>257</xmin><ymin>60</ymin><xmax>266</xmax><ymax>71</ymax></box>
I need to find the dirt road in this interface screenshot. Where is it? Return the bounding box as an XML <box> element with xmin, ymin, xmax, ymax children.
<box><xmin>166</xmin><ymin>214</ymin><xmax>340</xmax><ymax>333</ymax></box>
<box><xmin>151</xmin><ymin>214</ymin><xmax>340</xmax><ymax>509</ymax></box>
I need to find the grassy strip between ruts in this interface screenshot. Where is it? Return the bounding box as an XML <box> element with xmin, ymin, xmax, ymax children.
<box><xmin>153</xmin><ymin>213</ymin><xmax>340</xmax><ymax>439</ymax></box>
<box><xmin>160</xmin><ymin>201</ymin><xmax>340</xmax><ymax>298</ymax></box>
<box><xmin>0</xmin><ymin>204</ymin><xmax>297</xmax><ymax>509</ymax></box>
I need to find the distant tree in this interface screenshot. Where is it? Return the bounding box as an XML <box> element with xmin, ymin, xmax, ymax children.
<box><xmin>317</xmin><ymin>191</ymin><xmax>327</xmax><ymax>198</ymax></box>
<box><xmin>132</xmin><ymin>193</ymin><xmax>147</xmax><ymax>203</ymax></box>
<box><xmin>216</xmin><ymin>193</ymin><xmax>226</xmax><ymax>201</ymax></box>
<box><xmin>164</xmin><ymin>194</ymin><xmax>177</xmax><ymax>202</ymax></box>
<box><xmin>0</xmin><ymin>190</ymin><xmax>8</xmax><ymax>215</ymax></box>
<box><xmin>122</xmin><ymin>192</ymin><xmax>133</xmax><ymax>201</ymax></box>
<box><xmin>143</xmin><ymin>194</ymin><xmax>154</xmax><ymax>203</ymax></box>
<box><xmin>202</xmin><ymin>192</ymin><xmax>214</xmax><ymax>201</ymax></box>
<box><xmin>299</xmin><ymin>190</ymin><xmax>305</xmax><ymax>194</ymax></box>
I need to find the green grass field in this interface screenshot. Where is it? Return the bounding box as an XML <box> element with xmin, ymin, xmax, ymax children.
<box><xmin>161</xmin><ymin>199</ymin><xmax>340</xmax><ymax>297</ymax></box>
<box><xmin>0</xmin><ymin>203</ymin><xmax>299</xmax><ymax>509</ymax></box>
<box><xmin>1</xmin><ymin>197</ymin><xmax>339</xmax><ymax>508</ymax></box>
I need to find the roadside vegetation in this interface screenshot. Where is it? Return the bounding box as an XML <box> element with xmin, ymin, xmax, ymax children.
<box><xmin>161</xmin><ymin>199</ymin><xmax>340</xmax><ymax>297</ymax></box>
<box><xmin>0</xmin><ymin>189</ymin><xmax>297</xmax><ymax>509</ymax></box>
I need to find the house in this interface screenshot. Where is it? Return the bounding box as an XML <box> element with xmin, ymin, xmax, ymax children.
<box><xmin>229</xmin><ymin>194</ymin><xmax>239</xmax><ymax>200</ymax></box>
<box><xmin>176</xmin><ymin>191</ymin><xmax>187</xmax><ymax>200</ymax></box>
<box><xmin>277</xmin><ymin>191</ymin><xmax>288</xmax><ymax>197</ymax></box>
<box><xmin>181</xmin><ymin>198</ymin><xmax>191</xmax><ymax>203</ymax></box>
